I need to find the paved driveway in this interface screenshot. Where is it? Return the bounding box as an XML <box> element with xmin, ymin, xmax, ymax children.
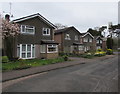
<box><xmin>3</xmin><ymin>55</ymin><xmax>118</xmax><ymax>92</ymax></box>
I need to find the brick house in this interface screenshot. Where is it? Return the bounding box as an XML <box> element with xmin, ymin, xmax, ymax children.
<box><xmin>80</xmin><ymin>32</ymin><xmax>94</xmax><ymax>52</ymax></box>
<box><xmin>12</xmin><ymin>13</ymin><xmax>59</xmax><ymax>59</ymax></box>
<box><xmin>54</xmin><ymin>26</ymin><xmax>83</xmax><ymax>54</ymax></box>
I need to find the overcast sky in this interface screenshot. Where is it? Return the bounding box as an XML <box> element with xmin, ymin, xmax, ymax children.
<box><xmin>1</xmin><ymin>2</ymin><xmax>118</xmax><ymax>32</ymax></box>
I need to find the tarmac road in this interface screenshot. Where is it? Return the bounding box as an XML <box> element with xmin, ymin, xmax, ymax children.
<box><xmin>2</xmin><ymin>55</ymin><xmax>118</xmax><ymax>92</ymax></box>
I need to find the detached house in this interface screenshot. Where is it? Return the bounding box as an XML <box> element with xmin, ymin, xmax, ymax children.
<box><xmin>94</xmin><ymin>36</ymin><xmax>107</xmax><ymax>50</ymax></box>
<box><xmin>80</xmin><ymin>32</ymin><xmax>94</xmax><ymax>52</ymax></box>
<box><xmin>54</xmin><ymin>26</ymin><xmax>83</xmax><ymax>54</ymax></box>
<box><xmin>13</xmin><ymin>13</ymin><xmax>59</xmax><ymax>59</ymax></box>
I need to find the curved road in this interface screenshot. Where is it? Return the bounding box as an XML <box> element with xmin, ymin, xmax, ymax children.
<box><xmin>3</xmin><ymin>55</ymin><xmax>118</xmax><ymax>92</ymax></box>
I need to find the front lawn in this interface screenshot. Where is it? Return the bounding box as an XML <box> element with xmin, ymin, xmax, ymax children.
<box><xmin>2</xmin><ymin>57</ymin><xmax>65</xmax><ymax>71</ymax></box>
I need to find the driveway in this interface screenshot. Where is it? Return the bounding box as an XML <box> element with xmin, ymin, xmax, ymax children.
<box><xmin>2</xmin><ymin>55</ymin><xmax>118</xmax><ymax>92</ymax></box>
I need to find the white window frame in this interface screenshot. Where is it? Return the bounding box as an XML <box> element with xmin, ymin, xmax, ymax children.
<box><xmin>79</xmin><ymin>45</ymin><xmax>84</xmax><ymax>50</ymax></box>
<box><xmin>21</xmin><ymin>25</ymin><xmax>35</xmax><ymax>34</ymax></box>
<box><xmin>47</xmin><ymin>44</ymin><xmax>58</xmax><ymax>53</ymax></box>
<box><xmin>96</xmin><ymin>40</ymin><xmax>99</xmax><ymax>43</ymax></box>
<box><xmin>65</xmin><ymin>34</ymin><xmax>71</xmax><ymax>40</ymax></box>
<box><xmin>100</xmin><ymin>40</ymin><xmax>102</xmax><ymax>44</ymax></box>
<box><xmin>89</xmin><ymin>38</ymin><xmax>92</xmax><ymax>42</ymax></box>
<box><xmin>75</xmin><ymin>35</ymin><xmax>78</xmax><ymax>40</ymax></box>
<box><xmin>97</xmin><ymin>46</ymin><xmax>101</xmax><ymax>50</ymax></box>
<box><xmin>42</xmin><ymin>28</ymin><xmax>50</xmax><ymax>36</ymax></box>
<box><xmin>40</xmin><ymin>45</ymin><xmax>46</xmax><ymax>53</ymax></box>
<box><xmin>17</xmin><ymin>44</ymin><xmax>35</xmax><ymax>59</ymax></box>
<box><xmin>83</xmin><ymin>38</ymin><xmax>88</xmax><ymax>42</ymax></box>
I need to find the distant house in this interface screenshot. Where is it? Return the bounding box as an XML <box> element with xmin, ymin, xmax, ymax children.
<box><xmin>54</xmin><ymin>26</ymin><xmax>83</xmax><ymax>54</ymax></box>
<box><xmin>12</xmin><ymin>13</ymin><xmax>59</xmax><ymax>59</ymax></box>
<box><xmin>80</xmin><ymin>32</ymin><xmax>94</xmax><ymax>52</ymax></box>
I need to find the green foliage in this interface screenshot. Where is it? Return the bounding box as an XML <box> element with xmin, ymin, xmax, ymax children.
<box><xmin>107</xmin><ymin>38</ymin><xmax>114</xmax><ymax>49</ymax></box>
<box><xmin>94</xmin><ymin>51</ymin><xmax>106</xmax><ymax>57</ymax></box>
<box><xmin>2</xmin><ymin>57</ymin><xmax>65</xmax><ymax>71</ymax></box>
<box><xmin>63</xmin><ymin>55</ymin><xmax>68</xmax><ymax>61</ymax></box>
<box><xmin>81</xmin><ymin>53</ymin><xmax>94</xmax><ymax>59</ymax></box>
<box><xmin>2</xmin><ymin>56</ymin><xmax>9</xmax><ymax>63</ymax></box>
<box><xmin>87</xmin><ymin>28</ymin><xmax>102</xmax><ymax>36</ymax></box>
<box><xmin>97</xmin><ymin>49</ymin><xmax>102</xmax><ymax>52</ymax></box>
<box><xmin>106</xmin><ymin>49</ymin><xmax>113</xmax><ymax>55</ymax></box>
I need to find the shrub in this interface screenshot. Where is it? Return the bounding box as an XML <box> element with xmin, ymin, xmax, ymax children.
<box><xmin>2</xmin><ymin>56</ymin><xmax>9</xmax><ymax>63</ymax></box>
<box><xmin>97</xmin><ymin>49</ymin><xmax>102</xmax><ymax>52</ymax></box>
<box><xmin>106</xmin><ymin>49</ymin><xmax>113</xmax><ymax>55</ymax></box>
<box><xmin>94</xmin><ymin>51</ymin><xmax>106</xmax><ymax>57</ymax></box>
<box><xmin>63</xmin><ymin>55</ymin><xmax>68</xmax><ymax>61</ymax></box>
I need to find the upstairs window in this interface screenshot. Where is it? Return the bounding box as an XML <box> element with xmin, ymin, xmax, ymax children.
<box><xmin>75</xmin><ymin>35</ymin><xmax>78</xmax><ymax>40</ymax></box>
<box><xmin>21</xmin><ymin>25</ymin><xmax>35</xmax><ymax>34</ymax></box>
<box><xmin>89</xmin><ymin>38</ymin><xmax>92</xmax><ymax>42</ymax></box>
<box><xmin>65</xmin><ymin>34</ymin><xmax>71</xmax><ymax>40</ymax></box>
<box><xmin>83</xmin><ymin>38</ymin><xmax>87</xmax><ymax>42</ymax></box>
<box><xmin>96</xmin><ymin>40</ymin><xmax>99</xmax><ymax>43</ymax></box>
<box><xmin>42</xmin><ymin>28</ymin><xmax>50</xmax><ymax>35</ymax></box>
<box><xmin>100</xmin><ymin>40</ymin><xmax>102</xmax><ymax>43</ymax></box>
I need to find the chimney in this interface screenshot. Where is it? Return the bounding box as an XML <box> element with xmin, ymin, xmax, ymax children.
<box><xmin>5</xmin><ymin>14</ymin><xmax>10</xmax><ymax>22</ymax></box>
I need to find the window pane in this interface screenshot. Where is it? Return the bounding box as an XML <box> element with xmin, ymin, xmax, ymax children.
<box><xmin>27</xmin><ymin>53</ymin><xmax>31</xmax><ymax>58</ymax></box>
<box><xmin>48</xmin><ymin>45</ymin><xmax>57</xmax><ymax>52</ymax></box>
<box><xmin>26</xmin><ymin>28</ymin><xmax>34</xmax><ymax>34</ymax></box>
<box><xmin>21</xmin><ymin>25</ymin><xmax>25</xmax><ymax>32</ymax></box>
<box><xmin>40</xmin><ymin>45</ymin><xmax>46</xmax><ymax>53</ymax></box>
<box><xmin>27</xmin><ymin>45</ymin><xmax>31</xmax><ymax>51</ymax></box>
<box><xmin>32</xmin><ymin>46</ymin><xmax>35</xmax><ymax>57</ymax></box>
<box><xmin>47</xmin><ymin>29</ymin><xmax>50</xmax><ymax>34</ymax></box>
<box><xmin>43</xmin><ymin>30</ymin><xmax>46</xmax><ymax>34</ymax></box>
<box><xmin>22</xmin><ymin>45</ymin><xmax>26</xmax><ymax>51</ymax></box>
<box><xmin>17</xmin><ymin>47</ymin><xmax>20</xmax><ymax>57</ymax></box>
<box><xmin>22</xmin><ymin>53</ymin><xmax>26</xmax><ymax>58</ymax></box>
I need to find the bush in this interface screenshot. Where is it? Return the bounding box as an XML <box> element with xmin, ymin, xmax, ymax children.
<box><xmin>2</xmin><ymin>56</ymin><xmax>9</xmax><ymax>63</ymax></box>
<box><xmin>63</xmin><ymin>55</ymin><xmax>68</xmax><ymax>61</ymax></box>
<box><xmin>106</xmin><ymin>49</ymin><xmax>113</xmax><ymax>55</ymax></box>
<box><xmin>94</xmin><ymin>51</ymin><xmax>106</xmax><ymax>57</ymax></box>
<box><xmin>97</xmin><ymin>49</ymin><xmax>102</xmax><ymax>52</ymax></box>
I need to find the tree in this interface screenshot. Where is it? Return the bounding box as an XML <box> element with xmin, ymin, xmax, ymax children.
<box><xmin>106</xmin><ymin>37</ymin><xmax>114</xmax><ymax>49</ymax></box>
<box><xmin>99</xmin><ymin>26</ymin><xmax>107</xmax><ymax>37</ymax></box>
<box><xmin>54</xmin><ymin>23</ymin><xmax>68</xmax><ymax>29</ymax></box>
<box><xmin>1</xmin><ymin>14</ymin><xmax>20</xmax><ymax>60</ymax></box>
<box><xmin>87</xmin><ymin>28</ymin><xmax>101</xmax><ymax>36</ymax></box>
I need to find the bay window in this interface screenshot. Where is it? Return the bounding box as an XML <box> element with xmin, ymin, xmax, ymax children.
<box><xmin>47</xmin><ymin>45</ymin><xmax>58</xmax><ymax>53</ymax></box>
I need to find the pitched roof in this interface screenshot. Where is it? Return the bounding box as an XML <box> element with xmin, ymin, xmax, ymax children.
<box><xmin>13</xmin><ymin>13</ymin><xmax>56</xmax><ymax>28</ymax></box>
<box><xmin>81</xmin><ymin>32</ymin><xmax>94</xmax><ymax>38</ymax></box>
<box><xmin>54</xmin><ymin>26</ymin><xmax>81</xmax><ymax>34</ymax></box>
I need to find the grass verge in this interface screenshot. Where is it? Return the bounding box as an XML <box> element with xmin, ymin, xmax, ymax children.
<box><xmin>2</xmin><ymin>57</ymin><xmax>65</xmax><ymax>71</ymax></box>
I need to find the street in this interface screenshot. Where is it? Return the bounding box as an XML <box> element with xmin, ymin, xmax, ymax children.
<box><xmin>3</xmin><ymin>55</ymin><xmax>118</xmax><ymax>92</ymax></box>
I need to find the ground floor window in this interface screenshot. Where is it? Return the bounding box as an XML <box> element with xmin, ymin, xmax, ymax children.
<box><xmin>84</xmin><ymin>46</ymin><xmax>89</xmax><ymax>51</ymax></box>
<box><xmin>79</xmin><ymin>45</ymin><xmax>84</xmax><ymax>50</ymax></box>
<box><xmin>17</xmin><ymin>44</ymin><xmax>35</xmax><ymax>59</ymax></box>
<box><xmin>96</xmin><ymin>46</ymin><xmax>101</xmax><ymax>50</ymax></box>
<box><xmin>40</xmin><ymin>45</ymin><xmax>46</xmax><ymax>53</ymax></box>
<box><xmin>47</xmin><ymin>44</ymin><xmax>58</xmax><ymax>53</ymax></box>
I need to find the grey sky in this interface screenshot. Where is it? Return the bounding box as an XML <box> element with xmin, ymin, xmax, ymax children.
<box><xmin>1</xmin><ymin>2</ymin><xmax>118</xmax><ymax>32</ymax></box>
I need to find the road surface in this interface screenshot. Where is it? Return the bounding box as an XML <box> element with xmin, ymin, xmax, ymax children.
<box><xmin>3</xmin><ymin>55</ymin><xmax>118</xmax><ymax>92</ymax></box>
